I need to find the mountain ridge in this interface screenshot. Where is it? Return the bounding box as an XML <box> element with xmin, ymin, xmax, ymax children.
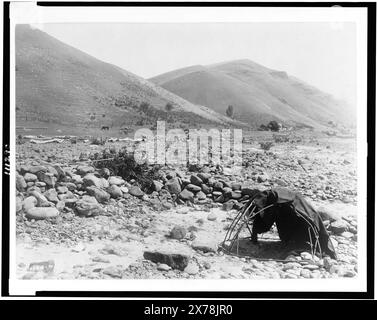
<box><xmin>16</xmin><ymin>25</ymin><xmax>234</xmax><ymax>131</ymax></box>
<box><xmin>150</xmin><ymin>59</ymin><xmax>355</xmax><ymax>128</ymax></box>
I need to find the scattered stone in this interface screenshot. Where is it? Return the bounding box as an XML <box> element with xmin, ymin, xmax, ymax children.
<box><xmin>83</xmin><ymin>174</ymin><xmax>105</xmax><ymax>189</ymax></box>
<box><xmin>282</xmin><ymin>262</ymin><xmax>302</xmax><ymax>271</ymax></box>
<box><xmin>330</xmin><ymin>220</ymin><xmax>349</xmax><ymax>234</ymax></box>
<box><xmin>207</xmin><ymin>213</ymin><xmax>217</xmax><ymax>221</ymax></box>
<box><xmin>129</xmin><ymin>186</ymin><xmax>144</xmax><ymax>198</ymax></box>
<box><xmin>86</xmin><ymin>186</ymin><xmax>110</xmax><ymax>203</ymax></box>
<box><xmin>165</xmin><ymin>178</ymin><xmax>181</xmax><ymax>194</ymax></box>
<box><xmin>143</xmin><ymin>250</ymin><xmax>190</xmax><ymax>271</ymax></box>
<box><xmin>197</xmin><ymin>173</ymin><xmax>211</xmax><ymax>183</ymax></box>
<box><xmin>120</xmin><ymin>186</ymin><xmax>129</xmax><ymax>194</ymax></box>
<box><xmin>179</xmin><ymin>189</ymin><xmax>194</xmax><ymax>202</ymax></box>
<box><xmin>300</xmin><ymin>269</ymin><xmax>311</xmax><ymax>278</ymax></box>
<box><xmin>153</xmin><ymin>180</ymin><xmax>163</xmax><ymax>192</ymax></box>
<box><xmin>231</xmin><ymin>182</ymin><xmax>242</xmax><ymax>191</ymax></box>
<box><xmin>107</xmin><ymin>185</ymin><xmax>123</xmax><ymax>198</ymax></box>
<box><xmin>185</xmin><ymin>184</ymin><xmax>202</xmax><ymax>193</ymax></box>
<box><xmin>157</xmin><ymin>263</ymin><xmax>171</xmax><ymax>271</ymax></box>
<box><xmin>44</xmin><ymin>189</ymin><xmax>59</xmax><ymax>203</ymax></box>
<box><xmin>75</xmin><ymin>199</ymin><xmax>104</xmax><ymax>217</ymax></box>
<box><xmin>340</xmin><ymin>231</ymin><xmax>354</xmax><ymax>239</ymax></box>
<box><xmin>169</xmin><ymin>226</ymin><xmax>187</xmax><ymax>240</ymax></box>
<box><xmin>29</xmin><ymin>190</ymin><xmax>51</xmax><ymax>207</ymax></box>
<box><xmin>24</xmin><ymin>173</ymin><xmax>38</xmax><ymax>182</ymax></box>
<box><xmin>323</xmin><ymin>257</ymin><xmax>337</xmax><ymax>271</ymax></box>
<box><xmin>184</xmin><ymin>263</ymin><xmax>199</xmax><ymax>275</ymax></box>
<box><xmin>28</xmin><ymin>165</ymin><xmax>47</xmax><ymax>174</ymax></box>
<box><xmin>108</xmin><ymin>176</ymin><xmax>125</xmax><ymax>186</ymax></box>
<box><xmin>56</xmin><ymin>201</ymin><xmax>65</xmax><ymax>211</ymax></box>
<box><xmin>76</xmin><ymin>165</ymin><xmax>95</xmax><ymax>176</ymax></box>
<box><xmin>190</xmin><ymin>175</ymin><xmax>203</xmax><ymax>186</ymax></box>
<box><xmin>16</xmin><ymin>174</ymin><xmax>27</xmax><ymax>192</ymax></box>
<box><xmin>222</xmin><ymin>200</ymin><xmax>235</xmax><ymax>211</ymax></box>
<box><xmin>103</xmin><ymin>266</ymin><xmax>123</xmax><ymax>278</ymax></box>
<box><xmin>56</xmin><ymin>186</ymin><xmax>69</xmax><ymax>194</ymax></box>
<box><xmin>201</xmin><ymin>184</ymin><xmax>211</xmax><ymax>194</ymax></box>
<box><xmin>16</xmin><ymin>196</ymin><xmax>23</xmax><ymax>212</ymax></box>
<box><xmin>300</xmin><ymin>252</ymin><xmax>313</xmax><ymax>260</ymax></box>
<box><xmin>37</xmin><ymin>172</ymin><xmax>56</xmax><ymax>187</ymax></box>
<box><xmin>23</xmin><ymin>196</ymin><xmax>37</xmax><ymax>211</ymax></box>
<box><xmin>91</xmin><ymin>256</ymin><xmax>110</xmax><ymax>263</ymax></box>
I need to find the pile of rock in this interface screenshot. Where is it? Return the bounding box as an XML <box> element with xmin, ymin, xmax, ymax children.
<box><xmin>16</xmin><ymin>163</ymin><xmax>143</xmax><ymax>221</ymax></box>
<box><xmin>158</xmin><ymin>171</ymin><xmax>253</xmax><ymax>211</ymax></box>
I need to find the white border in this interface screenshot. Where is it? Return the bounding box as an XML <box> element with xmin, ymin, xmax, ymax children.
<box><xmin>8</xmin><ymin>3</ymin><xmax>368</xmax><ymax>296</ymax></box>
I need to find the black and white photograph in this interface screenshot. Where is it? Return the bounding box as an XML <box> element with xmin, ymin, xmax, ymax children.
<box><xmin>3</xmin><ymin>2</ymin><xmax>373</xmax><ymax>297</ymax></box>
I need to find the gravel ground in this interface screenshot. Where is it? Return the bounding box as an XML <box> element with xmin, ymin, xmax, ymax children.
<box><xmin>15</xmin><ymin>130</ymin><xmax>359</xmax><ymax>280</ymax></box>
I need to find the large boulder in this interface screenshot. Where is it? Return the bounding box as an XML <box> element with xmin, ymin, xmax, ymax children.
<box><xmin>24</xmin><ymin>173</ymin><xmax>38</xmax><ymax>182</ymax></box>
<box><xmin>330</xmin><ymin>220</ymin><xmax>349</xmax><ymax>235</ymax></box>
<box><xmin>16</xmin><ymin>196</ymin><xmax>23</xmax><ymax>212</ymax></box>
<box><xmin>23</xmin><ymin>196</ymin><xmax>37</xmax><ymax>211</ymax></box>
<box><xmin>76</xmin><ymin>165</ymin><xmax>95</xmax><ymax>176</ymax></box>
<box><xmin>185</xmin><ymin>184</ymin><xmax>201</xmax><ymax>193</ymax></box>
<box><xmin>143</xmin><ymin>250</ymin><xmax>190</xmax><ymax>271</ymax></box>
<box><xmin>107</xmin><ymin>185</ymin><xmax>123</xmax><ymax>199</ymax></box>
<box><xmin>83</xmin><ymin>174</ymin><xmax>105</xmax><ymax>189</ymax></box>
<box><xmin>201</xmin><ymin>184</ymin><xmax>211</xmax><ymax>194</ymax></box>
<box><xmin>16</xmin><ymin>174</ymin><xmax>27</xmax><ymax>192</ymax></box>
<box><xmin>28</xmin><ymin>165</ymin><xmax>47</xmax><ymax>174</ymax></box>
<box><xmin>165</xmin><ymin>178</ymin><xmax>181</xmax><ymax>195</ymax></box>
<box><xmin>196</xmin><ymin>191</ymin><xmax>207</xmax><ymax>200</ymax></box>
<box><xmin>197</xmin><ymin>173</ymin><xmax>211</xmax><ymax>183</ymax></box>
<box><xmin>190</xmin><ymin>175</ymin><xmax>203</xmax><ymax>186</ymax></box>
<box><xmin>213</xmin><ymin>181</ymin><xmax>224</xmax><ymax>192</ymax></box>
<box><xmin>152</xmin><ymin>180</ymin><xmax>164</xmax><ymax>192</ymax></box>
<box><xmin>44</xmin><ymin>189</ymin><xmax>59</xmax><ymax>203</ymax></box>
<box><xmin>29</xmin><ymin>190</ymin><xmax>51</xmax><ymax>207</ymax></box>
<box><xmin>25</xmin><ymin>207</ymin><xmax>59</xmax><ymax>220</ymax></box>
<box><xmin>179</xmin><ymin>189</ymin><xmax>194</xmax><ymax>202</ymax></box>
<box><xmin>75</xmin><ymin>199</ymin><xmax>104</xmax><ymax>217</ymax></box>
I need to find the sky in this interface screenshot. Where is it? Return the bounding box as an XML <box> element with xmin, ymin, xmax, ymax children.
<box><xmin>35</xmin><ymin>22</ymin><xmax>357</xmax><ymax>105</ymax></box>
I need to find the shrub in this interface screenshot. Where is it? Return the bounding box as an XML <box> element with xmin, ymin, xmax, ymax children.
<box><xmin>259</xmin><ymin>141</ymin><xmax>274</xmax><ymax>151</ymax></box>
<box><xmin>165</xmin><ymin>102</ymin><xmax>173</xmax><ymax>112</ymax></box>
<box><xmin>139</xmin><ymin>102</ymin><xmax>150</xmax><ymax>113</ymax></box>
<box><xmin>273</xmin><ymin>134</ymin><xmax>289</xmax><ymax>143</ymax></box>
<box><xmin>90</xmin><ymin>137</ymin><xmax>106</xmax><ymax>145</ymax></box>
<box><xmin>92</xmin><ymin>147</ymin><xmax>162</xmax><ymax>193</ymax></box>
<box><xmin>226</xmin><ymin>105</ymin><xmax>234</xmax><ymax>118</ymax></box>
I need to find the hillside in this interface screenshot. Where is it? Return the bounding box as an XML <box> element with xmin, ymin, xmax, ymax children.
<box><xmin>15</xmin><ymin>25</ymin><xmax>233</xmax><ymax>131</ymax></box>
<box><xmin>150</xmin><ymin>59</ymin><xmax>355</xmax><ymax>128</ymax></box>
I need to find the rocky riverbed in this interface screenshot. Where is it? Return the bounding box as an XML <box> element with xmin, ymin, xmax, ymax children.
<box><xmin>15</xmin><ymin>131</ymin><xmax>359</xmax><ymax>280</ymax></box>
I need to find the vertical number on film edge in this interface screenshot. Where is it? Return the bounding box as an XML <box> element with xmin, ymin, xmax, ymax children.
<box><xmin>4</xmin><ymin>144</ymin><xmax>10</xmax><ymax>175</ymax></box>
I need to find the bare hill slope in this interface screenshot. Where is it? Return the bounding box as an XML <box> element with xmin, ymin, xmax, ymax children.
<box><xmin>151</xmin><ymin>59</ymin><xmax>355</xmax><ymax>128</ymax></box>
<box><xmin>16</xmin><ymin>25</ymin><xmax>232</xmax><ymax>130</ymax></box>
